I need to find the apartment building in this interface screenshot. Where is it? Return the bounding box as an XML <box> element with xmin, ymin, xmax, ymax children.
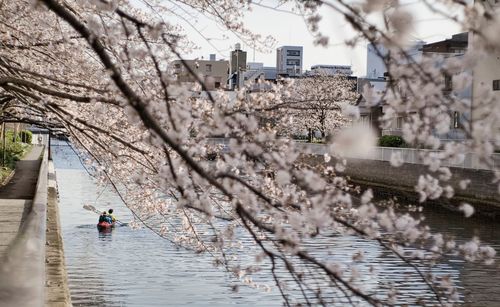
<box><xmin>366</xmin><ymin>43</ymin><xmax>388</xmax><ymax>79</ymax></box>
<box><xmin>172</xmin><ymin>58</ymin><xmax>229</xmax><ymax>90</ymax></box>
<box><xmin>469</xmin><ymin>0</ymin><xmax>500</xmax><ymax>138</ymax></box>
<box><xmin>276</xmin><ymin>46</ymin><xmax>303</xmax><ymax>77</ymax></box>
<box><xmin>366</xmin><ymin>41</ymin><xmax>425</xmax><ymax>79</ymax></box>
<box><xmin>380</xmin><ymin>34</ymin><xmax>470</xmax><ymax>140</ymax></box>
<box><xmin>229</xmin><ymin>43</ymin><xmax>247</xmax><ymax>89</ymax></box>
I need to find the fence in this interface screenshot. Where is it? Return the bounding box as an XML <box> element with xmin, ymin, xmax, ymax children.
<box><xmin>208</xmin><ymin>138</ymin><xmax>500</xmax><ymax>170</ymax></box>
<box><xmin>297</xmin><ymin>143</ymin><xmax>500</xmax><ymax>170</ymax></box>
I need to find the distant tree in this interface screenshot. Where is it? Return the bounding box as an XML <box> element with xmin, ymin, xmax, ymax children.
<box><xmin>284</xmin><ymin>75</ymin><xmax>358</xmax><ymax>140</ymax></box>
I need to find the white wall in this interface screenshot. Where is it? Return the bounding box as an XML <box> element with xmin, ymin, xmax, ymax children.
<box><xmin>366</xmin><ymin>43</ymin><xmax>388</xmax><ymax>79</ymax></box>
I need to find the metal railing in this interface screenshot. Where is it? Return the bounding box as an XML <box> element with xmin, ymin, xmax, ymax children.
<box><xmin>207</xmin><ymin>138</ymin><xmax>500</xmax><ymax>170</ymax></box>
<box><xmin>0</xmin><ymin>145</ymin><xmax>48</xmax><ymax>307</ymax></box>
<box><xmin>297</xmin><ymin>143</ymin><xmax>500</xmax><ymax>170</ymax></box>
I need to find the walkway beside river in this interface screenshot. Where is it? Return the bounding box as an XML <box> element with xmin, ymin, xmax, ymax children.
<box><xmin>0</xmin><ymin>145</ymin><xmax>43</xmax><ymax>258</ymax></box>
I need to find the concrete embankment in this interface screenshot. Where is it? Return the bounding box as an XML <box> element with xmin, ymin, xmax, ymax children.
<box><xmin>45</xmin><ymin>161</ymin><xmax>72</xmax><ymax>307</ymax></box>
<box><xmin>304</xmin><ymin>155</ymin><xmax>500</xmax><ymax>219</ymax></box>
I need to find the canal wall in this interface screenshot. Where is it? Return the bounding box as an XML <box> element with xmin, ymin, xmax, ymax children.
<box><xmin>209</xmin><ymin>138</ymin><xmax>500</xmax><ymax>217</ymax></box>
<box><xmin>45</xmin><ymin>160</ymin><xmax>72</xmax><ymax>307</ymax></box>
<box><xmin>304</xmin><ymin>155</ymin><xmax>500</xmax><ymax>218</ymax></box>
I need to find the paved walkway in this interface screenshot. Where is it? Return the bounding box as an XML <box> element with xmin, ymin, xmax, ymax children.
<box><xmin>0</xmin><ymin>145</ymin><xmax>43</xmax><ymax>258</ymax></box>
<box><xmin>0</xmin><ymin>145</ymin><xmax>43</xmax><ymax>199</ymax></box>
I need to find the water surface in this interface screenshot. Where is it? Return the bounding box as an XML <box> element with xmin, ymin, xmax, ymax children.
<box><xmin>52</xmin><ymin>143</ymin><xmax>500</xmax><ymax>306</ymax></box>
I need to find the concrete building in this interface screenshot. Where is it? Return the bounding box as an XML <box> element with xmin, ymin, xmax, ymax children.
<box><xmin>469</xmin><ymin>1</ymin><xmax>500</xmax><ymax>139</ymax></box>
<box><xmin>422</xmin><ymin>32</ymin><xmax>467</xmax><ymax>57</ymax></box>
<box><xmin>262</xmin><ymin>67</ymin><xmax>278</xmax><ymax>81</ymax></box>
<box><xmin>366</xmin><ymin>43</ymin><xmax>388</xmax><ymax>79</ymax></box>
<box><xmin>307</xmin><ymin>64</ymin><xmax>353</xmax><ymax>76</ymax></box>
<box><xmin>357</xmin><ymin>96</ymin><xmax>384</xmax><ymax>138</ymax></box>
<box><xmin>276</xmin><ymin>46</ymin><xmax>303</xmax><ymax>77</ymax></box>
<box><xmin>241</xmin><ymin>62</ymin><xmax>278</xmax><ymax>92</ymax></box>
<box><xmin>229</xmin><ymin>43</ymin><xmax>247</xmax><ymax>89</ymax></box>
<box><xmin>471</xmin><ymin>52</ymin><xmax>500</xmax><ymax>132</ymax></box>
<box><xmin>356</xmin><ymin>78</ymin><xmax>388</xmax><ymax>137</ymax></box>
<box><xmin>172</xmin><ymin>57</ymin><xmax>229</xmax><ymax>91</ymax></box>
<box><xmin>381</xmin><ymin>34</ymin><xmax>470</xmax><ymax>140</ymax></box>
<box><xmin>366</xmin><ymin>41</ymin><xmax>426</xmax><ymax>79</ymax></box>
<box><xmin>244</xmin><ymin>62</ymin><xmax>278</xmax><ymax>82</ymax></box>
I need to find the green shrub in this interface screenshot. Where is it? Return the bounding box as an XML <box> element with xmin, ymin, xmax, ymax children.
<box><xmin>5</xmin><ymin>130</ymin><xmax>20</xmax><ymax>143</ymax></box>
<box><xmin>0</xmin><ymin>143</ymin><xmax>29</xmax><ymax>168</ymax></box>
<box><xmin>9</xmin><ymin>142</ymin><xmax>26</xmax><ymax>156</ymax></box>
<box><xmin>0</xmin><ymin>131</ymin><xmax>31</xmax><ymax>168</ymax></box>
<box><xmin>19</xmin><ymin>130</ymin><xmax>32</xmax><ymax>144</ymax></box>
<box><xmin>378</xmin><ymin>135</ymin><xmax>406</xmax><ymax>148</ymax></box>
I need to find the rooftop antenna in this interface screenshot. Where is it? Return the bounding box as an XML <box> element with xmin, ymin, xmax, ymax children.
<box><xmin>252</xmin><ymin>38</ymin><xmax>256</xmax><ymax>62</ymax></box>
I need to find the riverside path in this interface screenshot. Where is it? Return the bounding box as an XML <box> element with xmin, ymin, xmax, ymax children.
<box><xmin>0</xmin><ymin>144</ymin><xmax>71</xmax><ymax>307</ymax></box>
<box><xmin>0</xmin><ymin>145</ymin><xmax>43</xmax><ymax>257</ymax></box>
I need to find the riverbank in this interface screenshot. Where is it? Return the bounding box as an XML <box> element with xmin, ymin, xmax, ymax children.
<box><xmin>303</xmin><ymin>155</ymin><xmax>500</xmax><ymax>219</ymax></box>
<box><xmin>45</xmin><ymin>161</ymin><xmax>72</xmax><ymax>306</ymax></box>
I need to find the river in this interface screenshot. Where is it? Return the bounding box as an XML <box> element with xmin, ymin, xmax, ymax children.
<box><xmin>52</xmin><ymin>142</ymin><xmax>500</xmax><ymax>306</ymax></box>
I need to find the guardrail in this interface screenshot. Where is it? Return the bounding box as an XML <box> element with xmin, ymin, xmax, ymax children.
<box><xmin>0</xmin><ymin>145</ymin><xmax>48</xmax><ymax>307</ymax></box>
<box><xmin>207</xmin><ymin>138</ymin><xmax>500</xmax><ymax>170</ymax></box>
<box><xmin>295</xmin><ymin>143</ymin><xmax>500</xmax><ymax>170</ymax></box>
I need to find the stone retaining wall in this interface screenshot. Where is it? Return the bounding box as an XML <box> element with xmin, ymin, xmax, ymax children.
<box><xmin>45</xmin><ymin>161</ymin><xmax>72</xmax><ymax>307</ymax></box>
<box><xmin>304</xmin><ymin>155</ymin><xmax>500</xmax><ymax>219</ymax></box>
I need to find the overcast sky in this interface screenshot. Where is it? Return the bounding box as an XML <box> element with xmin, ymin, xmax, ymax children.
<box><xmin>170</xmin><ymin>1</ymin><xmax>463</xmax><ymax>77</ymax></box>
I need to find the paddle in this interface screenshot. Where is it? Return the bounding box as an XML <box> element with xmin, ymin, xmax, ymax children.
<box><xmin>83</xmin><ymin>204</ymin><xmax>127</xmax><ymax>226</ymax></box>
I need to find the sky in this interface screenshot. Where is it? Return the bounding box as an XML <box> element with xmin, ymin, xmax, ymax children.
<box><xmin>168</xmin><ymin>1</ymin><xmax>463</xmax><ymax>77</ymax></box>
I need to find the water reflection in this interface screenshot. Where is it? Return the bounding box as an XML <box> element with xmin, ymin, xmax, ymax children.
<box><xmin>98</xmin><ymin>229</ymin><xmax>113</xmax><ymax>238</ymax></box>
<box><xmin>52</xmin><ymin>142</ymin><xmax>500</xmax><ymax>306</ymax></box>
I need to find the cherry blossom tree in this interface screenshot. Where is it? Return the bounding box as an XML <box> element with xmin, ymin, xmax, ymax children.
<box><xmin>0</xmin><ymin>0</ymin><xmax>499</xmax><ymax>306</ymax></box>
<box><xmin>283</xmin><ymin>74</ymin><xmax>359</xmax><ymax>141</ymax></box>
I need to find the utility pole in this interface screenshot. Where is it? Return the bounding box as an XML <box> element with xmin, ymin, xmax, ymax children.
<box><xmin>253</xmin><ymin>42</ymin><xmax>255</xmax><ymax>62</ymax></box>
<box><xmin>2</xmin><ymin>123</ymin><xmax>5</xmax><ymax>167</ymax></box>
<box><xmin>48</xmin><ymin>133</ymin><xmax>51</xmax><ymax>160</ymax></box>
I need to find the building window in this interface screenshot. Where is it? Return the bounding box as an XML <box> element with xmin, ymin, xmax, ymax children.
<box><xmin>286</xmin><ymin>50</ymin><xmax>301</xmax><ymax>56</ymax></box>
<box><xmin>396</xmin><ymin>117</ymin><xmax>403</xmax><ymax>129</ymax></box>
<box><xmin>287</xmin><ymin>59</ymin><xmax>300</xmax><ymax>66</ymax></box>
<box><xmin>444</xmin><ymin>74</ymin><xmax>452</xmax><ymax>91</ymax></box>
<box><xmin>296</xmin><ymin>68</ymin><xmax>300</xmax><ymax>74</ymax></box>
<box><xmin>493</xmin><ymin>79</ymin><xmax>500</xmax><ymax>91</ymax></box>
<box><xmin>453</xmin><ymin>111</ymin><xmax>460</xmax><ymax>128</ymax></box>
<box><xmin>214</xmin><ymin>77</ymin><xmax>222</xmax><ymax>89</ymax></box>
<box><xmin>286</xmin><ymin>68</ymin><xmax>294</xmax><ymax>74</ymax></box>
<box><xmin>206</xmin><ymin>64</ymin><xmax>212</xmax><ymax>72</ymax></box>
<box><xmin>174</xmin><ymin>63</ymin><xmax>181</xmax><ymax>69</ymax></box>
<box><xmin>360</xmin><ymin>115</ymin><xmax>369</xmax><ymax>127</ymax></box>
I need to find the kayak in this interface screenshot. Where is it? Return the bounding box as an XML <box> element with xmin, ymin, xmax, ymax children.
<box><xmin>97</xmin><ymin>221</ymin><xmax>115</xmax><ymax>231</ymax></box>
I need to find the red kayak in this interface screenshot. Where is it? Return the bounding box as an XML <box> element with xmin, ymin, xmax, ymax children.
<box><xmin>97</xmin><ymin>221</ymin><xmax>115</xmax><ymax>231</ymax></box>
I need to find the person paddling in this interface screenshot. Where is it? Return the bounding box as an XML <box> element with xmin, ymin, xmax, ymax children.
<box><xmin>99</xmin><ymin>211</ymin><xmax>112</xmax><ymax>224</ymax></box>
<box><xmin>107</xmin><ymin>209</ymin><xmax>116</xmax><ymax>223</ymax></box>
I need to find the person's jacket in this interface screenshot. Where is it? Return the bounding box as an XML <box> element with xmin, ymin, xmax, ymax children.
<box><xmin>99</xmin><ymin>214</ymin><xmax>113</xmax><ymax>224</ymax></box>
<box><xmin>98</xmin><ymin>214</ymin><xmax>107</xmax><ymax>223</ymax></box>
